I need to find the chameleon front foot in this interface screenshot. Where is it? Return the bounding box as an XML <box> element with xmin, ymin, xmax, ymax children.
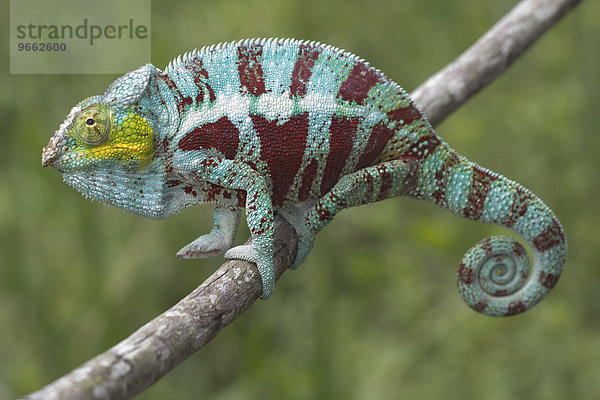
<box><xmin>176</xmin><ymin>230</ymin><xmax>232</xmax><ymax>259</ymax></box>
<box><xmin>176</xmin><ymin>206</ymin><xmax>240</xmax><ymax>259</ymax></box>
<box><xmin>225</xmin><ymin>244</ymin><xmax>275</xmax><ymax>299</ymax></box>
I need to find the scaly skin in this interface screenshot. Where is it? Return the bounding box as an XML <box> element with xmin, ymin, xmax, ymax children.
<box><xmin>42</xmin><ymin>38</ymin><xmax>566</xmax><ymax>316</ymax></box>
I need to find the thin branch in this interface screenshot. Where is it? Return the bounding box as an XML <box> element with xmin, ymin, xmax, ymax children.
<box><xmin>24</xmin><ymin>219</ymin><xmax>298</xmax><ymax>400</ymax></box>
<box><xmin>23</xmin><ymin>0</ymin><xmax>582</xmax><ymax>399</ymax></box>
<box><xmin>411</xmin><ymin>0</ymin><xmax>583</xmax><ymax>127</ymax></box>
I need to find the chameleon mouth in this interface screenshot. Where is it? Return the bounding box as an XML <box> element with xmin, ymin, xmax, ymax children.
<box><xmin>44</xmin><ymin>157</ymin><xmax>68</xmax><ymax>173</ymax></box>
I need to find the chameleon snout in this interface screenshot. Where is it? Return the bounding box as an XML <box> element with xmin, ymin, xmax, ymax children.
<box><xmin>42</xmin><ymin>134</ymin><xmax>61</xmax><ymax>167</ymax></box>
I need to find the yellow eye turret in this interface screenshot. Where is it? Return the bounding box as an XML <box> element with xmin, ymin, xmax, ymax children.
<box><xmin>74</xmin><ymin>106</ymin><xmax>112</xmax><ymax>145</ymax></box>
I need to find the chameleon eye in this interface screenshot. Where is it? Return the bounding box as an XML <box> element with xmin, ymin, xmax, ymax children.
<box><xmin>74</xmin><ymin>106</ymin><xmax>112</xmax><ymax>145</ymax></box>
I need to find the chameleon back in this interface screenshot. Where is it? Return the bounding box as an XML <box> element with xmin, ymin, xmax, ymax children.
<box><xmin>159</xmin><ymin>38</ymin><xmax>434</xmax><ymax>206</ymax></box>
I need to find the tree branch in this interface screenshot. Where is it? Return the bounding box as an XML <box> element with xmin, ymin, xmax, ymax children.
<box><xmin>411</xmin><ymin>0</ymin><xmax>582</xmax><ymax>127</ymax></box>
<box><xmin>23</xmin><ymin>0</ymin><xmax>582</xmax><ymax>398</ymax></box>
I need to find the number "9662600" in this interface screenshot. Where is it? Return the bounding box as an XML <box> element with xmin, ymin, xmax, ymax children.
<box><xmin>17</xmin><ymin>42</ymin><xmax>67</xmax><ymax>51</ymax></box>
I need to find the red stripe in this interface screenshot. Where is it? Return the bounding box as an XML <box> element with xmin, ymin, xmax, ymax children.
<box><xmin>506</xmin><ymin>301</ymin><xmax>526</xmax><ymax>316</ymax></box>
<box><xmin>430</xmin><ymin>152</ymin><xmax>460</xmax><ymax>207</ymax></box>
<box><xmin>502</xmin><ymin>187</ymin><xmax>533</xmax><ymax>228</ymax></box>
<box><xmin>298</xmin><ymin>159</ymin><xmax>318</xmax><ymax>201</ymax></box>
<box><xmin>159</xmin><ymin>74</ymin><xmax>187</xmax><ymax>116</ymax></box>
<box><xmin>463</xmin><ymin>166</ymin><xmax>499</xmax><ymax>220</ymax></box>
<box><xmin>376</xmin><ymin>164</ymin><xmax>393</xmax><ymax>201</ymax></box>
<box><xmin>337</xmin><ymin>61</ymin><xmax>381</xmax><ymax>105</ymax></box>
<box><xmin>356</xmin><ymin>122</ymin><xmax>395</xmax><ymax>169</ymax></box>
<box><xmin>532</xmin><ymin>218</ymin><xmax>565</xmax><ymax>252</ymax></box>
<box><xmin>290</xmin><ymin>44</ymin><xmax>321</xmax><ymax>97</ymax></box>
<box><xmin>252</xmin><ymin>113</ymin><xmax>310</xmax><ymax>205</ymax></box>
<box><xmin>320</xmin><ymin>116</ymin><xmax>360</xmax><ymax>194</ymax></box>
<box><xmin>237</xmin><ymin>44</ymin><xmax>266</xmax><ymax>96</ymax></box>
<box><xmin>364</xmin><ymin>172</ymin><xmax>375</xmax><ymax>198</ymax></box>
<box><xmin>387</xmin><ymin>104</ymin><xmax>421</xmax><ymax>126</ymax></box>
<box><xmin>161</xmin><ymin>136</ymin><xmax>174</xmax><ymax>174</ymax></box>
<box><xmin>178</xmin><ymin>117</ymin><xmax>240</xmax><ymax>159</ymax></box>
<box><xmin>181</xmin><ymin>96</ymin><xmax>193</xmax><ymax>110</ymax></box>
<box><xmin>184</xmin><ymin>58</ymin><xmax>216</xmax><ymax>102</ymax></box>
<box><xmin>457</xmin><ymin>262</ymin><xmax>474</xmax><ymax>285</ymax></box>
<box><xmin>539</xmin><ymin>270</ymin><xmax>560</xmax><ymax>289</ymax></box>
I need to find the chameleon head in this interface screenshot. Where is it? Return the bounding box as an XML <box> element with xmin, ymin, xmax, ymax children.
<box><xmin>42</xmin><ymin>64</ymin><xmax>159</xmax><ymax>173</ymax></box>
<box><xmin>42</xmin><ymin>101</ymin><xmax>154</xmax><ymax>172</ymax></box>
<box><xmin>40</xmin><ymin>64</ymin><xmax>175</xmax><ymax>218</ymax></box>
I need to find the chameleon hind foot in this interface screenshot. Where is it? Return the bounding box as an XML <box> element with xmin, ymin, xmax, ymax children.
<box><xmin>225</xmin><ymin>242</ymin><xmax>275</xmax><ymax>299</ymax></box>
<box><xmin>276</xmin><ymin>204</ymin><xmax>317</xmax><ymax>269</ymax></box>
<box><xmin>224</xmin><ymin>242</ymin><xmax>256</xmax><ymax>262</ymax></box>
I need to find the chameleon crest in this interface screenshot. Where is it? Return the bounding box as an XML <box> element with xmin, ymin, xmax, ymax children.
<box><xmin>43</xmin><ymin>38</ymin><xmax>566</xmax><ymax>316</ymax></box>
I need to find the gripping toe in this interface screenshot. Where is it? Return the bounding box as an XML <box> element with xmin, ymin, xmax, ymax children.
<box><xmin>225</xmin><ymin>244</ymin><xmax>274</xmax><ymax>299</ymax></box>
<box><xmin>176</xmin><ymin>230</ymin><xmax>232</xmax><ymax>259</ymax></box>
<box><xmin>224</xmin><ymin>244</ymin><xmax>257</xmax><ymax>263</ymax></box>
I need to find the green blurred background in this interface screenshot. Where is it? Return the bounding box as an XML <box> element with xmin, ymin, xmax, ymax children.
<box><xmin>2</xmin><ymin>0</ymin><xmax>599</xmax><ymax>399</ymax></box>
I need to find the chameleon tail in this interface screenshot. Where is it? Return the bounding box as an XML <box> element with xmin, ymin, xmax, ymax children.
<box><xmin>411</xmin><ymin>145</ymin><xmax>567</xmax><ymax>316</ymax></box>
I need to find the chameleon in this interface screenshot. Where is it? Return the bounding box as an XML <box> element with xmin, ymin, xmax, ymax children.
<box><xmin>42</xmin><ymin>38</ymin><xmax>566</xmax><ymax>316</ymax></box>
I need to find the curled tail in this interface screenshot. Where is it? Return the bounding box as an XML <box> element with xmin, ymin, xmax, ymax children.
<box><xmin>407</xmin><ymin>142</ymin><xmax>567</xmax><ymax>316</ymax></box>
